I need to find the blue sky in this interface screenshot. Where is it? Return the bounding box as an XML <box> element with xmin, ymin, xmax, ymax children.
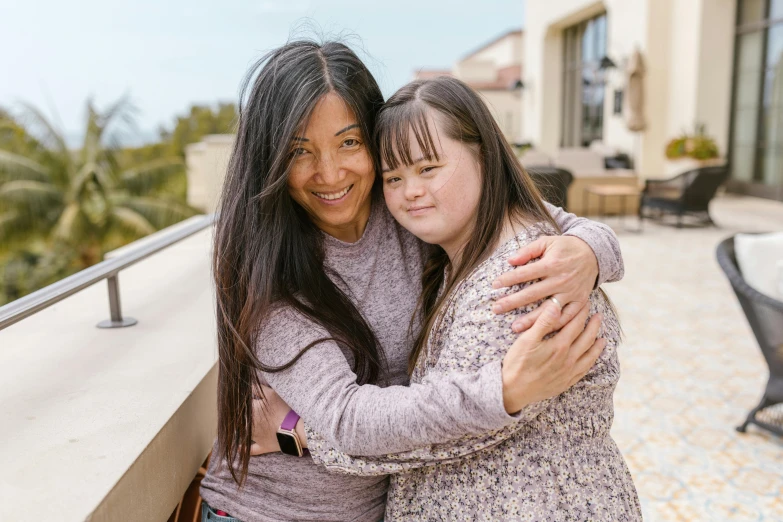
<box><xmin>0</xmin><ymin>1</ymin><xmax>525</xmax><ymax>144</ymax></box>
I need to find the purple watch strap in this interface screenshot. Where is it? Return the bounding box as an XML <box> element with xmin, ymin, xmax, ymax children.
<box><xmin>280</xmin><ymin>409</ymin><xmax>300</xmax><ymax>431</ymax></box>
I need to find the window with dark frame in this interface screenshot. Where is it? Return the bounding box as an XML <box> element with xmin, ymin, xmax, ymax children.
<box><xmin>562</xmin><ymin>13</ymin><xmax>608</xmax><ymax>148</ymax></box>
<box><xmin>729</xmin><ymin>0</ymin><xmax>783</xmax><ymax>197</ymax></box>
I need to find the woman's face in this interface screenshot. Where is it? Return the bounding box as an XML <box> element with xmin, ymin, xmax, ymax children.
<box><xmin>381</xmin><ymin>111</ymin><xmax>483</xmax><ymax>260</ymax></box>
<box><xmin>287</xmin><ymin>92</ymin><xmax>375</xmax><ymax>242</ymax></box>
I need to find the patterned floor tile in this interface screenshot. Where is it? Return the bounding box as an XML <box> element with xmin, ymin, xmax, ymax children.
<box><xmin>598</xmin><ymin>195</ymin><xmax>783</xmax><ymax>521</ymax></box>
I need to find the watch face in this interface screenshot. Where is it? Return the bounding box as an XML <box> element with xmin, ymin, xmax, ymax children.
<box><xmin>276</xmin><ymin>432</ymin><xmax>301</xmax><ymax>456</ymax></box>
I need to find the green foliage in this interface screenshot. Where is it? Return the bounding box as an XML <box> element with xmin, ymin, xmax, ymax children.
<box><xmin>665</xmin><ymin>123</ymin><xmax>720</xmax><ymax>160</ymax></box>
<box><xmin>113</xmin><ymin>103</ymin><xmax>236</xmax><ymax>164</ymax></box>
<box><xmin>0</xmin><ymin>97</ymin><xmax>204</xmax><ymax>306</ymax></box>
<box><xmin>0</xmin><ymin>242</ymin><xmax>80</xmax><ymax>303</ymax></box>
<box><xmin>510</xmin><ymin>142</ymin><xmax>532</xmax><ymax>158</ymax></box>
<box><xmin>167</xmin><ymin>102</ymin><xmax>236</xmax><ymax>157</ymax></box>
<box><xmin>113</xmin><ymin>102</ymin><xmax>237</xmax><ymax>201</ymax></box>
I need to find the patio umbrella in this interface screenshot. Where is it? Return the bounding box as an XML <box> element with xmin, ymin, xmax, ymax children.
<box><xmin>625</xmin><ymin>49</ymin><xmax>647</xmax><ymax>132</ymax></box>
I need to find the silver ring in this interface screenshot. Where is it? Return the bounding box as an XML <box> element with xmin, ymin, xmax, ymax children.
<box><xmin>549</xmin><ymin>296</ymin><xmax>563</xmax><ymax>310</ymax></box>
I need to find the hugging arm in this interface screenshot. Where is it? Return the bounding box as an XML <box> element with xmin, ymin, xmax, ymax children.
<box><xmin>257</xmin><ymin>308</ymin><xmax>520</xmax><ymax>457</ymax></box>
<box><xmin>255</xmin><ymin>292</ymin><xmax>602</xmax><ymax>458</ymax></box>
<box><xmin>304</xmin><ymin>281</ymin><xmax>605</xmax><ymax>476</ymax></box>
<box><xmin>492</xmin><ymin>203</ymin><xmax>624</xmax><ymax>332</ymax></box>
<box><xmin>251</xmin><ymin>210</ymin><xmax>619</xmax><ymax>457</ymax></box>
<box><xmin>545</xmin><ymin>202</ymin><xmax>624</xmax><ymax>286</ymax></box>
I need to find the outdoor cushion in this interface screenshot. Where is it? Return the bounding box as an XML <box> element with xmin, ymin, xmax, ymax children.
<box><xmin>519</xmin><ymin>149</ymin><xmax>553</xmax><ymax>167</ymax></box>
<box><xmin>735</xmin><ymin>232</ymin><xmax>783</xmax><ymax>299</ymax></box>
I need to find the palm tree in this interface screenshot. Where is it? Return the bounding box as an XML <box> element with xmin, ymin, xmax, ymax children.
<box><xmin>0</xmin><ymin>97</ymin><xmax>201</xmax><ymax>301</ymax></box>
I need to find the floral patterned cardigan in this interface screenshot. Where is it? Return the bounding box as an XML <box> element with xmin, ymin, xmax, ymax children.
<box><xmin>304</xmin><ymin>225</ymin><xmax>642</xmax><ymax>522</ymax></box>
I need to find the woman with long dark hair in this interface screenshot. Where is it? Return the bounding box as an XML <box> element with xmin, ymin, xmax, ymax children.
<box><xmin>298</xmin><ymin>76</ymin><xmax>641</xmax><ymax>521</ymax></box>
<box><xmin>200</xmin><ymin>40</ymin><xmax>625</xmax><ymax>522</ymax></box>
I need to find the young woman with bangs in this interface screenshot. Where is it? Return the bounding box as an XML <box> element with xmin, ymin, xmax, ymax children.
<box><xmin>200</xmin><ymin>41</ymin><xmax>627</xmax><ymax>522</ymax></box>
<box><xmin>287</xmin><ymin>76</ymin><xmax>642</xmax><ymax>521</ymax></box>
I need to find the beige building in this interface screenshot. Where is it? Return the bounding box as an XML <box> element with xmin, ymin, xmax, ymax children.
<box><xmin>523</xmin><ymin>0</ymin><xmax>783</xmax><ymax>201</ymax></box>
<box><xmin>185</xmin><ymin>135</ymin><xmax>234</xmax><ymax>213</ymax></box>
<box><xmin>415</xmin><ymin>30</ymin><xmax>525</xmax><ymax>144</ymax></box>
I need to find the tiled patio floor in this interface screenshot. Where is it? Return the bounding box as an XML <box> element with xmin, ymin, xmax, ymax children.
<box><xmin>600</xmin><ymin>194</ymin><xmax>783</xmax><ymax>521</ymax></box>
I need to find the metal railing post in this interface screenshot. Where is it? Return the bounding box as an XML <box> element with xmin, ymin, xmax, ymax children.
<box><xmin>97</xmin><ymin>274</ymin><xmax>137</xmax><ymax>328</ymax></box>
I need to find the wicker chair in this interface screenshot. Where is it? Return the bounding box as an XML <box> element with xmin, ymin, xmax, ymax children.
<box><xmin>640</xmin><ymin>165</ymin><xmax>729</xmax><ymax>227</ymax></box>
<box><xmin>716</xmin><ymin>236</ymin><xmax>783</xmax><ymax>436</ymax></box>
<box><xmin>526</xmin><ymin>166</ymin><xmax>574</xmax><ymax>211</ymax></box>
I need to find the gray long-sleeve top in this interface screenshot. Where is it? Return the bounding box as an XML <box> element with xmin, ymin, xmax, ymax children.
<box><xmin>200</xmin><ymin>200</ymin><xmax>624</xmax><ymax>522</ymax></box>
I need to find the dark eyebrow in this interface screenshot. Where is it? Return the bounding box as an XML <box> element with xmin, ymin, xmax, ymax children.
<box><xmin>335</xmin><ymin>123</ymin><xmax>360</xmax><ymax>136</ymax></box>
<box><xmin>381</xmin><ymin>156</ymin><xmax>428</xmax><ymax>174</ymax></box>
<box><xmin>291</xmin><ymin>124</ymin><xmax>358</xmax><ymax>142</ymax></box>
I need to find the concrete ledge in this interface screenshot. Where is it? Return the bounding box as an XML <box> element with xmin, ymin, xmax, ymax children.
<box><xmin>0</xmin><ymin>228</ymin><xmax>217</xmax><ymax>521</ymax></box>
<box><xmin>91</xmin><ymin>364</ymin><xmax>216</xmax><ymax>522</ymax></box>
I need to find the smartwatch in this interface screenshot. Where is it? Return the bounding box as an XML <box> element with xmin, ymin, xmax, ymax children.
<box><xmin>276</xmin><ymin>409</ymin><xmax>304</xmax><ymax>457</ymax></box>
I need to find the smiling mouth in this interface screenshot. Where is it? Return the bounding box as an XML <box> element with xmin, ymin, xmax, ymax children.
<box><xmin>312</xmin><ymin>184</ymin><xmax>354</xmax><ymax>201</ymax></box>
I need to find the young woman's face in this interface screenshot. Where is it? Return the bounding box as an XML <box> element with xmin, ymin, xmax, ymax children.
<box><xmin>287</xmin><ymin>92</ymin><xmax>375</xmax><ymax>240</ymax></box>
<box><xmin>381</xmin><ymin>111</ymin><xmax>483</xmax><ymax>259</ymax></box>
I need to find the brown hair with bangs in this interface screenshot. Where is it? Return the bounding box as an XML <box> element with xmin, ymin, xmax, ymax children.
<box><xmin>376</xmin><ymin>76</ymin><xmax>561</xmax><ymax>373</ymax></box>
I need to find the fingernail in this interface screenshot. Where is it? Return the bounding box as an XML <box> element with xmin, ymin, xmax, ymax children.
<box><xmin>491</xmin><ymin>280</ymin><xmax>501</xmax><ymax>289</ymax></box>
<box><xmin>492</xmin><ymin>304</ymin><xmax>503</xmax><ymax>313</ymax></box>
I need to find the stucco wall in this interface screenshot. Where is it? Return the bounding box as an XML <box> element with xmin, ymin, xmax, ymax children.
<box><xmin>452</xmin><ymin>31</ymin><xmax>525</xmax><ymax>143</ymax></box>
<box><xmin>523</xmin><ymin>0</ymin><xmax>606</xmax><ymax>157</ymax></box>
<box><xmin>524</xmin><ymin>0</ymin><xmax>736</xmax><ymax>180</ymax></box>
<box><xmin>463</xmin><ymin>32</ymin><xmax>522</xmax><ymax>69</ymax></box>
<box><xmin>601</xmin><ymin>0</ymin><xmax>650</xmax><ymax>169</ymax></box>
<box><xmin>185</xmin><ymin>134</ymin><xmax>234</xmax><ymax>213</ymax></box>
<box><xmin>479</xmin><ymin>90</ymin><xmax>524</xmax><ymax>143</ymax></box>
<box><xmin>695</xmin><ymin>0</ymin><xmax>736</xmax><ymax>156</ymax></box>
<box><xmin>455</xmin><ymin>60</ymin><xmax>498</xmax><ymax>83</ymax></box>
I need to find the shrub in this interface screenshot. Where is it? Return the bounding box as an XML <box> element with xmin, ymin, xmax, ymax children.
<box><xmin>665</xmin><ymin>124</ymin><xmax>720</xmax><ymax>160</ymax></box>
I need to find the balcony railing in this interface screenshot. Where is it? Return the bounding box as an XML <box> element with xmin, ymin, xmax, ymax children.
<box><xmin>0</xmin><ymin>214</ymin><xmax>216</xmax><ymax>331</ymax></box>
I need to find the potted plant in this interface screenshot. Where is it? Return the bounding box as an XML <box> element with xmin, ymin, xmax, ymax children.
<box><xmin>664</xmin><ymin>123</ymin><xmax>724</xmax><ymax>176</ymax></box>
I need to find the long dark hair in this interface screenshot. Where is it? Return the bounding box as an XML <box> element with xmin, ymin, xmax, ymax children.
<box><xmin>213</xmin><ymin>40</ymin><xmax>386</xmax><ymax>484</ymax></box>
<box><xmin>376</xmin><ymin>76</ymin><xmax>562</xmax><ymax>373</ymax></box>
